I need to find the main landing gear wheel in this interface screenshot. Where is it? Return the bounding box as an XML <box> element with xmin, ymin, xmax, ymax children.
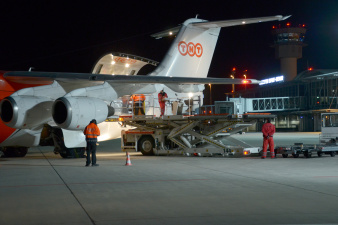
<box><xmin>59</xmin><ymin>148</ymin><xmax>85</xmax><ymax>158</ymax></box>
<box><xmin>1</xmin><ymin>147</ymin><xmax>28</xmax><ymax>157</ymax></box>
<box><xmin>330</xmin><ymin>151</ymin><xmax>336</xmax><ymax>157</ymax></box>
<box><xmin>282</xmin><ymin>154</ymin><xmax>288</xmax><ymax>158</ymax></box>
<box><xmin>138</xmin><ymin>136</ymin><xmax>155</xmax><ymax>156</ymax></box>
<box><xmin>51</xmin><ymin>128</ymin><xmax>85</xmax><ymax>158</ymax></box>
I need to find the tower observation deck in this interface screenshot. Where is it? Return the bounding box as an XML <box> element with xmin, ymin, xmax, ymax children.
<box><xmin>272</xmin><ymin>23</ymin><xmax>307</xmax><ymax>81</ymax></box>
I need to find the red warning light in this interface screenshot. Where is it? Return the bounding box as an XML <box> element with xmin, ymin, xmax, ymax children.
<box><xmin>242</xmin><ymin>80</ymin><xmax>248</xmax><ymax>84</ymax></box>
<box><xmin>232</xmin><ymin>67</ymin><xmax>236</xmax><ymax>71</ymax></box>
<box><xmin>302</xmin><ymin>24</ymin><xmax>306</xmax><ymax>27</ymax></box>
<box><xmin>286</xmin><ymin>22</ymin><xmax>291</xmax><ymax>27</ymax></box>
<box><xmin>308</xmin><ymin>67</ymin><xmax>313</xmax><ymax>71</ymax></box>
<box><xmin>272</xmin><ymin>25</ymin><xmax>276</xmax><ymax>29</ymax></box>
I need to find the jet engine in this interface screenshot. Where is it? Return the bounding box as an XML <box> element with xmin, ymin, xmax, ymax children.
<box><xmin>0</xmin><ymin>96</ymin><xmax>52</xmax><ymax>129</ymax></box>
<box><xmin>52</xmin><ymin>97</ymin><xmax>114</xmax><ymax>130</ymax></box>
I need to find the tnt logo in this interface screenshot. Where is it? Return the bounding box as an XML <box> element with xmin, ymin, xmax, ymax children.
<box><xmin>178</xmin><ymin>41</ymin><xmax>203</xmax><ymax>57</ymax></box>
<box><xmin>114</xmin><ymin>57</ymin><xmax>137</xmax><ymax>64</ymax></box>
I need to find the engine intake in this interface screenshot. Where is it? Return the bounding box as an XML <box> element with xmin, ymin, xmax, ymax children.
<box><xmin>52</xmin><ymin>97</ymin><xmax>114</xmax><ymax>130</ymax></box>
<box><xmin>0</xmin><ymin>96</ymin><xmax>52</xmax><ymax>129</ymax></box>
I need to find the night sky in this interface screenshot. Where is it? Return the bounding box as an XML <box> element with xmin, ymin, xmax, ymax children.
<box><xmin>0</xmin><ymin>0</ymin><xmax>337</xmax><ymax>101</ymax></box>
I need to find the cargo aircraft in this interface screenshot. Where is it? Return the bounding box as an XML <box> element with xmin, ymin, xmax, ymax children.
<box><xmin>0</xmin><ymin>15</ymin><xmax>290</xmax><ymax>157</ymax></box>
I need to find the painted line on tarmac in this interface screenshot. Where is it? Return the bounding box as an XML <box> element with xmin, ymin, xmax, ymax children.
<box><xmin>0</xmin><ymin>179</ymin><xmax>208</xmax><ymax>188</ymax></box>
<box><xmin>313</xmin><ymin>176</ymin><xmax>338</xmax><ymax>178</ymax></box>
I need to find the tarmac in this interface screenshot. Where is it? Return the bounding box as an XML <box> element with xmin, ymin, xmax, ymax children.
<box><xmin>1</xmin><ymin>132</ymin><xmax>338</xmax><ymax>225</ymax></box>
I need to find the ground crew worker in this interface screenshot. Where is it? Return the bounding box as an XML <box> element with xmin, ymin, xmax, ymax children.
<box><xmin>261</xmin><ymin>119</ymin><xmax>276</xmax><ymax>159</ymax></box>
<box><xmin>158</xmin><ymin>89</ymin><xmax>168</xmax><ymax>116</ymax></box>
<box><xmin>83</xmin><ymin>119</ymin><xmax>100</xmax><ymax>166</ymax></box>
<box><xmin>132</xmin><ymin>94</ymin><xmax>146</xmax><ymax>115</ymax></box>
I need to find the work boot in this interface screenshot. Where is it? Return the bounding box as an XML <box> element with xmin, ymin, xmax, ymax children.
<box><xmin>92</xmin><ymin>164</ymin><xmax>99</xmax><ymax>167</ymax></box>
<box><xmin>85</xmin><ymin>164</ymin><xmax>90</xmax><ymax>167</ymax></box>
<box><xmin>261</xmin><ymin>157</ymin><xmax>266</xmax><ymax>159</ymax></box>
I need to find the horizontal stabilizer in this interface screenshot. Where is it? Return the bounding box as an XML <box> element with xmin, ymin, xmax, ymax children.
<box><xmin>192</xmin><ymin>15</ymin><xmax>291</xmax><ymax>29</ymax></box>
<box><xmin>151</xmin><ymin>26</ymin><xmax>181</xmax><ymax>39</ymax></box>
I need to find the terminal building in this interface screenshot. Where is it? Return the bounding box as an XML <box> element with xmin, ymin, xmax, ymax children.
<box><xmin>228</xmin><ymin>23</ymin><xmax>338</xmax><ymax>132</ymax></box>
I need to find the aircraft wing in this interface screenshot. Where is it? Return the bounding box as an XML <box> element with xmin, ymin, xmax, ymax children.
<box><xmin>3</xmin><ymin>71</ymin><xmax>260</xmax><ymax>85</ymax></box>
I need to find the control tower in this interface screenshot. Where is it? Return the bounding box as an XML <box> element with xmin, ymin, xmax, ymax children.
<box><xmin>272</xmin><ymin>23</ymin><xmax>307</xmax><ymax>81</ymax></box>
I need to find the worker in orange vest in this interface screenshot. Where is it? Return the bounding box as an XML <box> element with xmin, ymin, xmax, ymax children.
<box><xmin>131</xmin><ymin>94</ymin><xmax>146</xmax><ymax>115</ymax></box>
<box><xmin>261</xmin><ymin>119</ymin><xmax>276</xmax><ymax>159</ymax></box>
<box><xmin>83</xmin><ymin>119</ymin><xmax>100</xmax><ymax>166</ymax></box>
<box><xmin>158</xmin><ymin>89</ymin><xmax>168</xmax><ymax>116</ymax></box>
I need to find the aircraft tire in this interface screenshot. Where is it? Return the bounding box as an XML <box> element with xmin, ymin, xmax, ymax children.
<box><xmin>2</xmin><ymin>147</ymin><xmax>28</xmax><ymax>157</ymax></box>
<box><xmin>138</xmin><ymin>136</ymin><xmax>155</xmax><ymax>156</ymax></box>
<box><xmin>59</xmin><ymin>147</ymin><xmax>85</xmax><ymax>158</ymax></box>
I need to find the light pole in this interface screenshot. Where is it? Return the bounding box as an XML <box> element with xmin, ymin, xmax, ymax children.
<box><xmin>243</xmin><ymin>73</ymin><xmax>247</xmax><ymax>90</ymax></box>
<box><xmin>230</xmin><ymin>67</ymin><xmax>236</xmax><ymax>95</ymax></box>
<box><xmin>209</xmin><ymin>83</ymin><xmax>212</xmax><ymax>105</ymax></box>
<box><xmin>230</xmin><ymin>75</ymin><xmax>235</xmax><ymax>94</ymax></box>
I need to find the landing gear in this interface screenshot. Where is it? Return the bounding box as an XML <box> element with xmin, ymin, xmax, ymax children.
<box><xmin>52</xmin><ymin>128</ymin><xmax>85</xmax><ymax>158</ymax></box>
<box><xmin>138</xmin><ymin>136</ymin><xmax>155</xmax><ymax>156</ymax></box>
<box><xmin>1</xmin><ymin>147</ymin><xmax>28</xmax><ymax>157</ymax></box>
<box><xmin>58</xmin><ymin>148</ymin><xmax>85</xmax><ymax>158</ymax></box>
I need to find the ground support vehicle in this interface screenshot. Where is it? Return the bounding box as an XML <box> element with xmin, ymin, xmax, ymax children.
<box><xmin>275</xmin><ymin>143</ymin><xmax>337</xmax><ymax>158</ymax></box>
<box><xmin>117</xmin><ymin>114</ymin><xmax>271</xmax><ymax>157</ymax></box>
<box><xmin>275</xmin><ymin>112</ymin><xmax>338</xmax><ymax>158</ymax></box>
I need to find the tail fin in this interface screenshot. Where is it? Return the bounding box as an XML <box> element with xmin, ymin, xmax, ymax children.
<box><xmin>149</xmin><ymin>15</ymin><xmax>290</xmax><ymax>78</ymax></box>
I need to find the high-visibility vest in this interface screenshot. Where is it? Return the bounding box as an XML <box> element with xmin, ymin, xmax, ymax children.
<box><xmin>84</xmin><ymin>123</ymin><xmax>100</xmax><ymax>141</ymax></box>
<box><xmin>133</xmin><ymin>94</ymin><xmax>145</xmax><ymax>102</ymax></box>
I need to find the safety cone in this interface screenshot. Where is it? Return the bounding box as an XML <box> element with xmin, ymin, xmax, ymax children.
<box><xmin>125</xmin><ymin>152</ymin><xmax>132</xmax><ymax>166</ymax></box>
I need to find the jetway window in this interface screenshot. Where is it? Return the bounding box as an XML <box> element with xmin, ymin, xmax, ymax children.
<box><xmin>277</xmin><ymin>99</ymin><xmax>283</xmax><ymax>109</ymax></box>
<box><xmin>323</xmin><ymin>114</ymin><xmax>338</xmax><ymax>127</ymax></box>
<box><xmin>264</xmin><ymin>99</ymin><xmax>271</xmax><ymax>110</ymax></box>
<box><xmin>219</xmin><ymin>106</ymin><xmax>233</xmax><ymax>114</ymax></box>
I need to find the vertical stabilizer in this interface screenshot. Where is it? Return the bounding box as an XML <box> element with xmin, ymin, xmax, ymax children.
<box><xmin>149</xmin><ymin>18</ymin><xmax>220</xmax><ymax>78</ymax></box>
<box><xmin>149</xmin><ymin>15</ymin><xmax>290</xmax><ymax>79</ymax></box>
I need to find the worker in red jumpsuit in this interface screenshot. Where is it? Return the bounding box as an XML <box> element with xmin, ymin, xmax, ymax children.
<box><xmin>158</xmin><ymin>89</ymin><xmax>168</xmax><ymax>116</ymax></box>
<box><xmin>261</xmin><ymin>119</ymin><xmax>276</xmax><ymax>159</ymax></box>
